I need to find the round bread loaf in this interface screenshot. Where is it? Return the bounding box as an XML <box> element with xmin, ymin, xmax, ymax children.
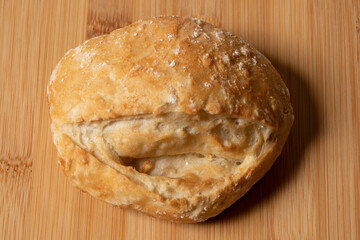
<box><xmin>47</xmin><ymin>16</ymin><xmax>294</xmax><ymax>223</ymax></box>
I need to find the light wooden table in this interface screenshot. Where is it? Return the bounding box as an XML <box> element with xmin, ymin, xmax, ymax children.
<box><xmin>1</xmin><ymin>0</ymin><xmax>359</xmax><ymax>239</ymax></box>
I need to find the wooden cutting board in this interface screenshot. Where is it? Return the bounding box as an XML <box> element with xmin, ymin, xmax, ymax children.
<box><xmin>1</xmin><ymin>0</ymin><xmax>359</xmax><ymax>239</ymax></box>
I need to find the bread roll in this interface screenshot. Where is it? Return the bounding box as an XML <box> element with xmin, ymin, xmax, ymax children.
<box><xmin>47</xmin><ymin>16</ymin><xmax>294</xmax><ymax>223</ymax></box>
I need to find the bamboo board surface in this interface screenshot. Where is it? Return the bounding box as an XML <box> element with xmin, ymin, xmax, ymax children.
<box><xmin>1</xmin><ymin>0</ymin><xmax>359</xmax><ymax>239</ymax></box>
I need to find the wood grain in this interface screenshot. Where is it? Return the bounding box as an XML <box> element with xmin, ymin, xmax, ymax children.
<box><xmin>1</xmin><ymin>0</ymin><xmax>359</xmax><ymax>239</ymax></box>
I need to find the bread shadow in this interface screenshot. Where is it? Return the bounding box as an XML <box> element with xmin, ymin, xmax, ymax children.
<box><xmin>204</xmin><ymin>60</ymin><xmax>320</xmax><ymax>224</ymax></box>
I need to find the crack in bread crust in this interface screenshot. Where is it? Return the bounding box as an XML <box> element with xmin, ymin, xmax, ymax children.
<box><xmin>61</xmin><ymin>112</ymin><xmax>274</xmax><ymax>180</ymax></box>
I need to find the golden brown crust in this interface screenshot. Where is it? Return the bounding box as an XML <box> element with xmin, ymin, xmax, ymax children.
<box><xmin>48</xmin><ymin>16</ymin><xmax>291</xmax><ymax>127</ymax></box>
<box><xmin>47</xmin><ymin>16</ymin><xmax>294</xmax><ymax>223</ymax></box>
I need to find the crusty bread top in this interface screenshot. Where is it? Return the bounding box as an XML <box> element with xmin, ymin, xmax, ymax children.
<box><xmin>48</xmin><ymin>16</ymin><xmax>292</xmax><ymax>129</ymax></box>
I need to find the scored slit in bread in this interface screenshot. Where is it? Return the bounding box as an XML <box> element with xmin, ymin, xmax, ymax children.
<box><xmin>62</xmin><ymin>112</ymin><xmax>274</xmax><ymax>180</ymax></box>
